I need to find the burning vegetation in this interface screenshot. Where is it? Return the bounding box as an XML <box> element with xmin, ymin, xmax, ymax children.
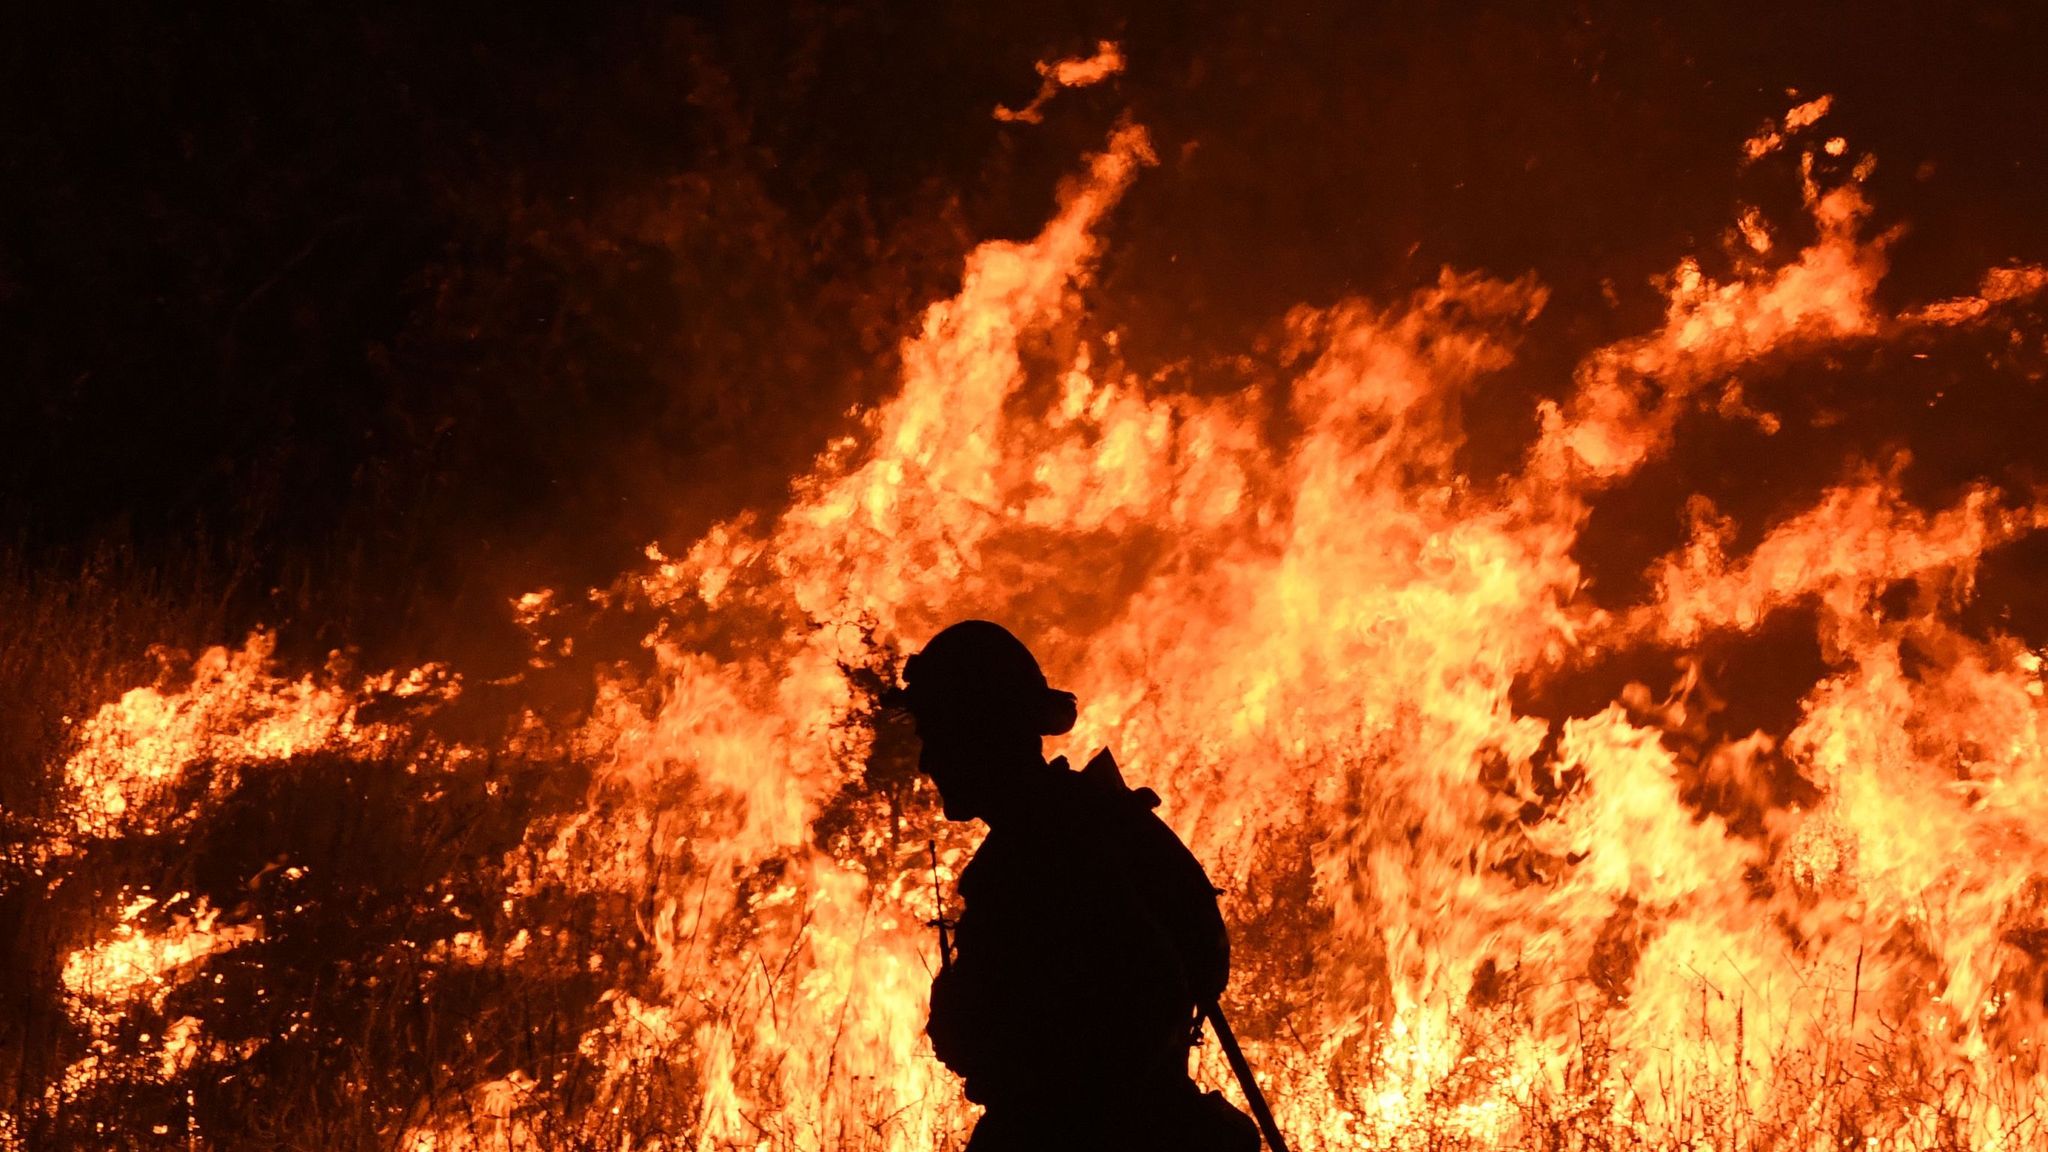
<box><xmin>8</xmin><ymin>11</ymin><xmax>2048</xmax><ymax>1152</ymax></box>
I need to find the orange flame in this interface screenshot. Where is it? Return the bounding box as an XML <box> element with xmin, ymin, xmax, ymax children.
<box><xmin>52</xmin><ymin>89</ymin><xmax>2048</xmax><ymax>1151</ymax></box>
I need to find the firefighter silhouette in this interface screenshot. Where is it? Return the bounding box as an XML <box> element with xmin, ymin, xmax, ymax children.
<box><xmin>885</xmin><ymin>620</ymin><xmax>1260</xmax><ymax>1152</ymax></box>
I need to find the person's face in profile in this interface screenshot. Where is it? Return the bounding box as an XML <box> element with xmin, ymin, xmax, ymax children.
<box><xmin>914</xmin><ymin>705</ymin><xmax>1041</xmax><ymax>823</ymax></box>
<box><xmin>915</xmin><ymin>708</ymin><xmax>990</xmax><ymax>822</ymax></box>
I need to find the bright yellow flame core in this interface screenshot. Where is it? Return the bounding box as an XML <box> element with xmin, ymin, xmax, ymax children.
<box><xmin>57</xmin><ymin>102</ymin><xmax>2048</xmax><ymax>1151</ymax></box>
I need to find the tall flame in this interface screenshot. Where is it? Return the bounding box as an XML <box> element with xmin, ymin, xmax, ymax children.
<box><xmin>44</xmin><ymin>91</ymin><xmax>2048</xmax><ymax>1151</ymax></box>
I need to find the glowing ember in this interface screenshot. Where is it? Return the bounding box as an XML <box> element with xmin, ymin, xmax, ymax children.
<box><xmin>61</xmin><ymin>894</ymin><xmax>257</xmax><ymax>1010</ymax></box>
<box><xmin>994</xmin><ymin>40</ymin><xmax>1127</xmax><ymax>124</ymax></box>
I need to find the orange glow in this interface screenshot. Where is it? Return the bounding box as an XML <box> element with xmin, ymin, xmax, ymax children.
<box><xmin>61</xmin><ymin>631</ymin><xmax>455</xmax><ymax>837</ymax></box>
<box><xmin>995</xmin><ymin>40</ymin><xmax>1127</xmax><ymax>124</ymax></box>
<box><xmin>50</xmin><ymin>88</ymin><xmax>2048</xmax><ymax>1151</ymax></box>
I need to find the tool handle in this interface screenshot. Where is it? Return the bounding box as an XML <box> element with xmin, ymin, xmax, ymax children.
<box><xmin>1203</xmin><ymin>1000</ymin><xmax>1292</xmax><ymax>1152</ymax></box>
<box><xmin>928</xmin><ymin>839</ymin><xmax>952</xmax><ymax>970</ymax></box>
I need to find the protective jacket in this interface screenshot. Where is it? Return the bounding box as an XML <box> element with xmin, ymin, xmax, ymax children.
<box><xmin>927</xmin><ymin>750</ymin><xmax>1258</xmax><ymax>1151</ymax></box>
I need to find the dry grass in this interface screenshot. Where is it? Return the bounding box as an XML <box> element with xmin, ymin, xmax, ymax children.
<box><xmin>5</xmin><ymin>557</ymin><xmax>2044</xmax><ymax>1152</ymax></box>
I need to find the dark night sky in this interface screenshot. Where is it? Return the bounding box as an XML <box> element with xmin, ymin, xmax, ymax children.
<box><xmin>6</xmin><ymin>1</ymin><xmax>2047</xmax><ymax>666</ymax></box>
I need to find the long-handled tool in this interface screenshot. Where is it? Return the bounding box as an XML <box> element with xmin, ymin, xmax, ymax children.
<box><xmin>1202</xmin><ymin>1000</ymin><xmax>1293</xmax><ymax>1152</ymax></box>
<box><xmin>927</xmin><ymin>839</ymin><xmax>953</xmax><ymax>971</ymax></box>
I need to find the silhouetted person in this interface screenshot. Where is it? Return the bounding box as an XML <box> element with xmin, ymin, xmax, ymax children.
<box><xmin>886</xmin><ymin>620</ymin><xmax>1260</xmax><ymax>1152</ymax></box>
